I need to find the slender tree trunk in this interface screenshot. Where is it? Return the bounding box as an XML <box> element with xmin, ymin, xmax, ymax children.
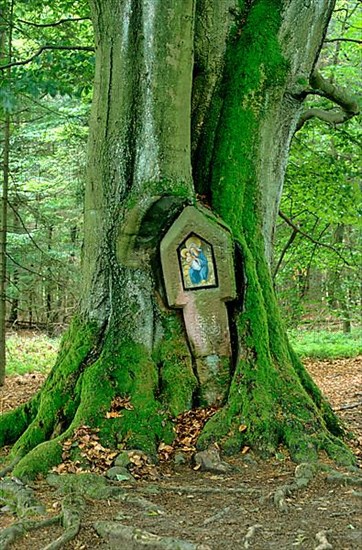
<box><xmin>328</xmin><ymin>224</ymin><xmax>352</xmax><ymax>333</ymax></box>
<box><xmin>8</xmin><ymin>198</ymin><xmax>20</xmax><ymax>325</ymax></box>
<box><xmin>0</xmin><ymin>0</ymin><xmax>13</xmax><ymax>385</ymax></box>
<box><xmin>0</xmin><ymin>111</ymin><xmax>10</xmax><ymax>385</ymax></box>
<box><xmin>28</xmin><ymin>291</ymin><xmax>33</xmax><ymax>327</ymax></box>
<box><xmin>45</xmin><ymin>225</ymin><xmax>53</xmax><ymax>330</ymax></box>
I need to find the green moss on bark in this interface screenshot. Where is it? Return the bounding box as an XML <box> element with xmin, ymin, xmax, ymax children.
<box><xmin>0</xmin><ymin>394</ymin><xmax>40</xmax><ymax>448</ymax></box>
<box><xmin>196</xmin><ymin>0</ymin><xmax>354</xmax><ymax>465</ymax></box>
<box><xmin>155</xmin><ymin>313</ymin><xmax>197</xmax><ymax>416</ymax></box>
<box><xmin>12</xmin><ymin>437</ymin><xmax>64</xmax><ymax>481</ymax></box>
<box><xmin>90</xmin><ymin>335</ymin><xmax>172</xmax><ymax>456</ymax></box>
<box><xmin>211</xmin><ymin>0</ymin><xmax>288</xmax><ymax>229</ymax></box>
<box><xmin>6</xmin><ymin>317</ymin><xmax>100</xmax><ymax>461</ymax></box>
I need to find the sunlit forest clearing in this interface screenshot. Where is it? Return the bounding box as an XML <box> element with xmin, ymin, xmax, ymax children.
<box><xmin>0</xmin><ymin>0</ymin><xmax>361</xmax><ymax>548</ymax></box>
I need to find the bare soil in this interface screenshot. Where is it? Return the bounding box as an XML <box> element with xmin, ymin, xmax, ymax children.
<box><xmin>0</xmin><ymin>357</ymin><xmax>361</xmax><ymax>550</ymax></box>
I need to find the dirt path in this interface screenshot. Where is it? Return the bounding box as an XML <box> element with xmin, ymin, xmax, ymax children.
<box><xmin>0</xmin><ymin>357</ymin><xmax>361</xmax><ymax>550</ymax></box>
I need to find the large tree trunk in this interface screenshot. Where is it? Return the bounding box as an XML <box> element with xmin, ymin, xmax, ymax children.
<box><xmin>0</xmin><ymin>0</ymin><xmax>353</xmax><ymax>480</ymax></box>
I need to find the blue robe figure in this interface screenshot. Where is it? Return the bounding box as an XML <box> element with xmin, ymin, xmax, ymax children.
<box><xmin>189</xmin><ymin>246</ymin><xmax>208</xmax><ymax>285</ymax></box>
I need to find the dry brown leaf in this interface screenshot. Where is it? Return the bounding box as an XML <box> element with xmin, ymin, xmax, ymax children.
<box><xmin>158</xmin><ymin>443</ymin><xmax>173</xmax><ymax>452</ymax></box>
<box><xmin>106</xmin><ymin>411</ymin><xmax>122</xmax><ymax>419</ymax></box>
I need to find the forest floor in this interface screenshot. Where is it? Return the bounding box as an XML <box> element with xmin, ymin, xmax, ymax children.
<box><xmin>0</xmin><ymin>356</ymin><xmax>361</xmax><ymax>550</ymax></box>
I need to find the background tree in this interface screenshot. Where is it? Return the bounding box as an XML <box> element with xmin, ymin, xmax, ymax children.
<box><xmin>0</xmin><ymin>0</ymin><xmax>360</xmax><ymax>480</ymax></box>
<box><xmin>0</xmin><ymin>0</ymin><xmax>14</xmax><ymax>384</ymax></box>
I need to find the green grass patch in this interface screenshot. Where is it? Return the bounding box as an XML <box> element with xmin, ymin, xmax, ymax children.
<box><xmin>288</xmin><ymin>328</ymin><xmax>362</xmax><ymax>359</ymax></box>
<box><xmin>6</xmin><ymin>332</ymin><xmax>60</xmax><ymax>376</ymax></box>
<box><xmin>5</xmin><ymin>327</ymin><xmax>361</xmax><ymax>376</ymax></box>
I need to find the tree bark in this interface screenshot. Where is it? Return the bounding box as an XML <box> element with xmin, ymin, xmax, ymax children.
<box><xmin>0</xmin><ymin>0</ymin><xmax>14</xmax><ymax>385</ymax></box>
<box><xmin>0</xmin><ymin>0</ymin><xmax>355</xmax><ymax>480</ymax></box>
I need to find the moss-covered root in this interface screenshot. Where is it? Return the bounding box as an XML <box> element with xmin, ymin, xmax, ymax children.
<box><xmin>197</xmin><ymin>375</ymin><xmax>355</xmax><ymax>467</ymax></box>
<box><xmin>5</xmin><ymin>317</ymin><xmax>101</xmax><ymax>466</ymax></box>
<box><xmin>0</xmin><ymin>394</ymin><xmax>40</xmax><ymax>449</ymax></box>
<box><xmin>12</xmin><ymin>436</ymin><xmax>66</xmax><ymax>482</ymax></box>
<box><xmin>11</xmin><ymin>336</ymin><xmax>175</xmax><ymax>481</ymax></box>
<box><xmin>0</xmin><ymin>516</ymin><xmax>60</xmax><ymax>549</ymax></box>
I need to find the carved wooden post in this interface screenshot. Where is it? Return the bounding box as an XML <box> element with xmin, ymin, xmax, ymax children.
<box><xmin>161</xmin><ymin>206</ymin><xmax>236</xmax><ymax>405</ymax></box>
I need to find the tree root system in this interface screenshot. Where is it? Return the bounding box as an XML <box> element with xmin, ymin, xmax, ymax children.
<box><xmin>0</xmin><ymin>457</ymin><xmax>361</xmax><ymax>549</ymax></box>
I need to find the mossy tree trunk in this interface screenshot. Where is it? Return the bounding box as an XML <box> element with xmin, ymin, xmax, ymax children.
<box><xmin>0</xmin><ymin>0</ymin><xmax>353</xmax><ymax>480</ymax></box>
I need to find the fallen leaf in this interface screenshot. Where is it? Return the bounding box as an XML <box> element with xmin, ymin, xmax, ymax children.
<box><xmin>106</xmin><ymin>411</ymin><xmax>122</xmax><ymax>419</ymax></box>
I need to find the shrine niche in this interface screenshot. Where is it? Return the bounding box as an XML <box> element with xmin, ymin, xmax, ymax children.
<box><xmin>178</xmin><ymin>233</ymin><xmax>217</xmax><ymax>290</ymax></box>
<box><xmin>160</xmin><ymin>205</ymin><xmax>236</xmax><ymax>406</ymax></box>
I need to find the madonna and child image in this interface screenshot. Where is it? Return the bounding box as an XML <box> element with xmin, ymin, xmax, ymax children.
<box><xmin>179</xmin><ymin>234</ymin><xmax>216</xmax><ymax>290</ymax></box>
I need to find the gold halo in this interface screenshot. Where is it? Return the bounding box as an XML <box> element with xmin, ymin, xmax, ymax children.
<box><xmin>185</xmin><ymin>236</ymin><xmax>201</xmax><ymax>249</ymax></box>
<box><xmin>180</xmin><ymin>248</ymin><xmax>190</xmax><ymax>258</ymax></box>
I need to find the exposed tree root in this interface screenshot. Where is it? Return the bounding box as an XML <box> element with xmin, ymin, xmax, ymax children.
<box><xmin>94</xmin><ymin>521</ymin><xmax>199</xmax><ymax>549</ymax></box>
<box><xmin>140</xmin><ymin>484</ymin><xmax>259</xmax><ymax>496</ymax></box>
<box><xmin>0</xmin><ymin>457</ymin><xmax>20</xmax><ymax>477</ymax></box>
<box><xmin>326</xmin><ymin>469</ymin><xmax>362</xmax><ymax>487</ymax></box>
<box><xmin>269</xmin><ymin>463</ymin><xmax>317</xmax><ymax>512</ymax></box>
<box><xmin>46</xmin><ymin>471</ymin><xmax>165</xmax><ymax>514</ymax></box>
<box><xmin>0</xmin><ymin>476</ymin><xmax>45</xmax><ymax>516</ymax></box>
<box><xmin>244</xmin><ymin>524</ymin><xmax>262</xmax><ymax>549</ymax></box>
<box><xmin>41</xmin><ymin>494</ymin><xmax>84</xmax><ymax>550</ymax></box>
<box><xmin>0</xmin><ymin>474</ymin><xmax>86</xmax><ymax>550</ymax></box>
<box><xmin>334</xmin><ymin>400</ymin><xmax>362</xmax><ymax>411</ymax></box>
<box><xmin>203</xmin><ymin>506</ymin><xmax>230</xmax><ymax>526</ymax></box>
<box><xmin>0</xmin><ymin>516</ymin><xmax>60</xmax><ymax>550</ymax></box>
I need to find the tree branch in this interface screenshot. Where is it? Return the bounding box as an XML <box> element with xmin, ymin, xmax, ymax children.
<box><xmin>300</xmin><ymin>222</ymin><xmax>329</xmax><ymax>298</ymax></box>
<box><xmin>6</xmin><ymin>252</ymin><xmax>74</xmax><ymax>291</ymax></box>
<box><xmin>18</xmin><ymin>17</ymin><xmax>91</xmax><ymax>28</ymax></box>
<box><xmin>278</xmin><ymin>211</ymin><xmax>353</xmax><ymax>267</ymax></box>
<box><xmin>295</xmin><ymin>70</ymin><xmax>359</xmax><ymax>132</ymax></box>
<box><xmin>0</xmin><ymin>45</ymin><xmax>94</xmax><ymax>71</ymax></box>
<box><xmin>273</xmin><ymin>227</ymin><xmax>298</xmax><ymax>279</ymax></box>
<box><xmin>325</xmin><ymin>38</ymin><xmax>362</xmax><ymax>44</ymax></box>
<box><xmin>7</xmin><ymin>200</ymin><xmax>63</xmax><ymax>263</ymax></box>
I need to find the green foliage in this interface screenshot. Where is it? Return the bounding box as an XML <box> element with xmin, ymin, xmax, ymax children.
<box><xmin>274</xmin><ymin>0</ymin><xmax>361</xmax><ymax>329</ymax></box>
<box><xmin>5</xmin><ymin>96</ymin><xmax>88</xmax><ymax>328</ymax></box>
<box><xmin>288</xmin><ymin>328</ymin><xmax>362</xmax><ymax>359</ymax></box>
<box><xmin>274</xmin><ymin>118</ymin><xmax>361</xmax><ymax>327</ymax></box>
<box><xmin>6</xmin><ymin>332</ymin><xmax>59</xmax><ymax>375</ymax></box>
<box><xmin>1</xmin><ymin>0</ymin><xmax>93</xmax><ymax>331</ymax></box>
<box><xmin>1</xmin><ymin>0</ymin><xmax>94</xmax><ymax>106</ymax></box>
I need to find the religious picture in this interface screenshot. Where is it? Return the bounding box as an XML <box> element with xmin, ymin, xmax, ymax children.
<box><xmin>178</xmin><ymin>234</ymin><xmax>217</xmax><ymax>290</ymax></box>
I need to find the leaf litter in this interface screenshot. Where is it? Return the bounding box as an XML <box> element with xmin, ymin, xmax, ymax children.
<box><xmin>0</xmin><ymin>356</ymin><xmax>361</xmax><ymax>549</ymax></box>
